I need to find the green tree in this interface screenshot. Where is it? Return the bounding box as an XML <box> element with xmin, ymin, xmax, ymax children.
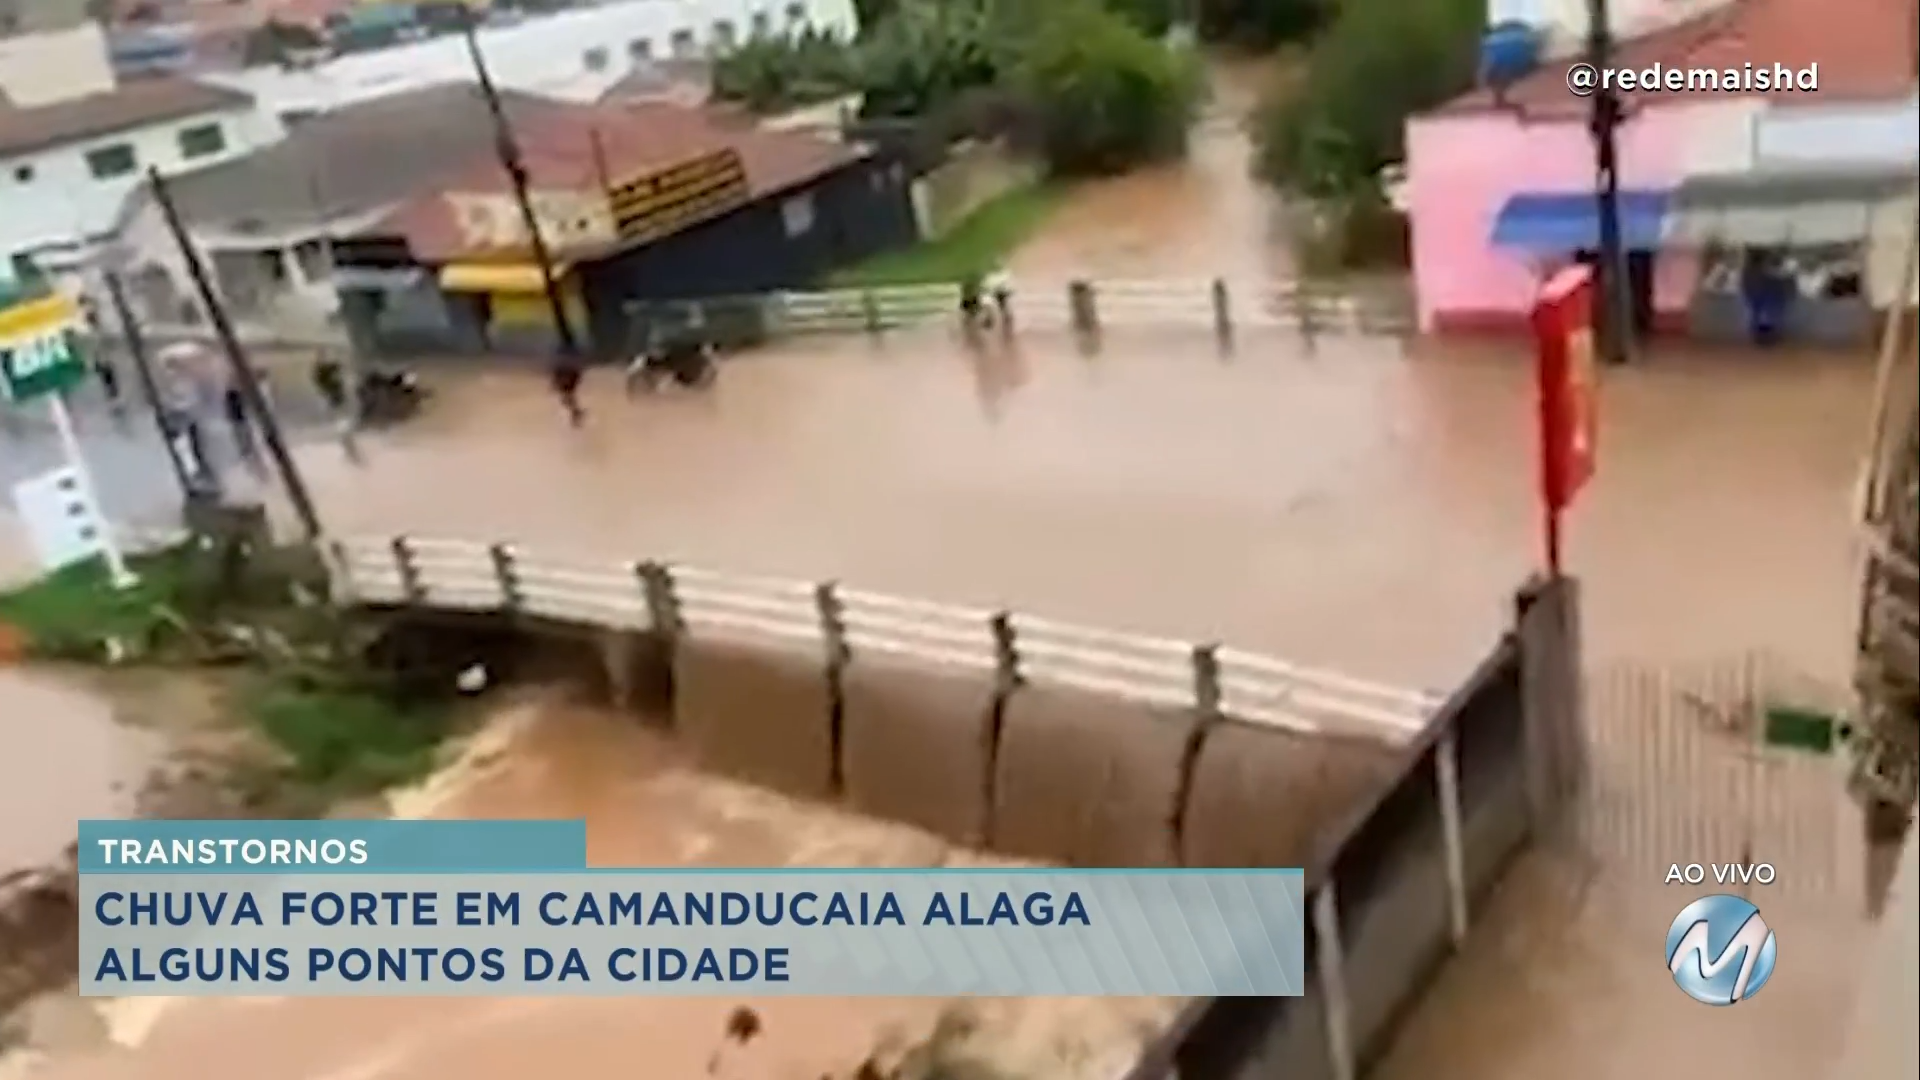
<box><xmin>1008</xmin><ymin>0</ymin><xmax>1202</xmax><ymax>176</ymax></box>
<box><xmin>710</xmin><ymin>28</ymin><xmax>860</xmax><ymax>113</ymax></box>
<box><xmin>854</xmin><ymin>0</ymin><xmax>1000</xmax><ymax>118</ymax></box>
<box><xmin>1251</xmin><ymin>0</ymin><xmax>1480</xmax><ymax>196</ymax></box>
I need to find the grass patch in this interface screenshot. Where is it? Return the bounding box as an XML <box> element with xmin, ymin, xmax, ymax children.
<box><xmin>828</xmin><ymin>181</ymin><xmax>1064</xmax><ymax>288</ymax></box>
<box><xmin>240</xmin><ymin>675</ymin><xmax>454</xmax><ymax>799</ymax></box>
<box><xmin>0</xmin><ymin>549</ymin><xmax>195</xmax><ymax>659</ymax></box>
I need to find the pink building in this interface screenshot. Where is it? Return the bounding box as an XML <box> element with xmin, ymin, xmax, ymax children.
<box><xmin>1405</xmin><ymin>0</ymin><xmax>1917</xmax><ymax>335</ymax></box>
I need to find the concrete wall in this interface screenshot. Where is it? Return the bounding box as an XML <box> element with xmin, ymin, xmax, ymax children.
<box><xmin>1122</xmin><ymin>576</ymin><xmax>1581</xmax><ymax>1080</ymax></box>
<box><xmin>909</xmin><ymin>142</ymin><xmax>1038</xmax><ymax>241</ymax></box>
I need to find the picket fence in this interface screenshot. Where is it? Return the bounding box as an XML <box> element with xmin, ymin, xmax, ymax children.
<box><xmin>333</xmin><ymin>534</ymin><xmax>1439</xmax><ymax>742</ymax></box>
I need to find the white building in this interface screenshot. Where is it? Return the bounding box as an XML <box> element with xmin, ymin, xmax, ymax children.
<box><xmin>0</xmin><ymin>21</ymin><xmax>284</xmax><ymax>286</ymax></box>
<box><xmin>204</xmin><ymin>0</ymin><xmax>860</xmax><ymax>120</ymax></box>
<box><xmin>102</xmin><ymin>82</ymin><xmax>568</xmax><ymax>332</ymax></box>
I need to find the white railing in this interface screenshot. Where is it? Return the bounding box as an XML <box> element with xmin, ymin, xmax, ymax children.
<box><xmin>628</xmin><ymin>277</ymin><xmax>1415</xmax><ymax>339</ymax></box>
<box><xmin>333</xmin><ymin>534</ymin><xmax>1440</xmax><ymax>742</ymax></box>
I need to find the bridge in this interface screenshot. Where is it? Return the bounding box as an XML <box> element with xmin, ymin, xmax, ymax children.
<box><xmin>329</xmin><ymin>532</ymin><xmax>1586</xmax><ymax>1079</ymax></box>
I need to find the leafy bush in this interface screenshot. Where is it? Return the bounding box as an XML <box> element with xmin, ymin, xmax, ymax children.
<box><xmin>0</xmin><ymin>548</ymin><xmax>195</xmax><ymax>660</ymax></box>
<box><xmin>1008</xmin><ymin>0</ymin><xmax>1202</xmax><ymax>176</ymax></box>
<box><xmin>241</xmin><ymin>674</ymin><xmax>452</xmax><ymax>796</ymax></box>
<box><xmin>1251</xmin><ymin>0</ymin><xmax>1481</xmax><ymax>196</ymax></box>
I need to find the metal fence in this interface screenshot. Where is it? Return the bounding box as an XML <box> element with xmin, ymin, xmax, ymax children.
<box><xmin>1571</xmin><ymin>651</ymin><xmax>1855</xmax><ymax>901</ymax></box>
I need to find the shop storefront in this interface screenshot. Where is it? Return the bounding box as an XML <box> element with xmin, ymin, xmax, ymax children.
<box><xmin>1665</xmin><ymin>165</ymin><xmax>1918</xmax><ymax>347</ymax></box>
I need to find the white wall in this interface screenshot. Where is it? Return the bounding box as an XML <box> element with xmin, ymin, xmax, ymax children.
<box><xmin>0</xmin><ymin>22</ymin><xmax>115</xmax><ymax>107</ymax></box>
<box><xmin>0</xmin><ymin>102</ymin><xmax>285</xmax><ymax>275</ymax></box>
<box><xmin>1754</xmin><ymin>97</ymin><xmax>1920</xmax><ymax>168</ymax></box>
<box><xmin>204</xmin><ymin>0</ymin><xmax>861</xmax><ymax>117</ymax></box>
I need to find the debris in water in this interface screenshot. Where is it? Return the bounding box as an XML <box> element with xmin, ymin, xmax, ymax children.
<box><xmin>725</xmin><ymin>1005</ymin><xmax>762</xmax><ymax>1044</ymax></box>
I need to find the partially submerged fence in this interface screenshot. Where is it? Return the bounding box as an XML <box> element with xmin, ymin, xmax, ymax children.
<box><xmin>623</xmin><ymin>277</ymin><xmax>1416</xmax><ymax>353</ymax></box>
<box><xmin>332</xmin><ymin>535</ymin><xmax>1582</xmax><ymax>1079</ymax></box>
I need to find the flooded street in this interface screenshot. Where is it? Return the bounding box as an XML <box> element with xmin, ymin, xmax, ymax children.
<box><xmin>0</xmin><ymin>62</ymin><xmax>1890</xmax><ymax>1080</ymax></box>
<box><xmin>0</xmin><ymin>672</ymin><xmax>149</xmax><ymax>874</ymax></box>
<box><xmin>27</xmin><ymin>697</ymin><xmax>1174</xmax><ymax>1080</ymax></box>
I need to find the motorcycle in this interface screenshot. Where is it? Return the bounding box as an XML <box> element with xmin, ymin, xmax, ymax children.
<box><xmin>313</xmin><ymin>358</ymin><xmax>428</xmax><ymax>426</ymax></box>
<box><xmin>625</xmin><ymin>337</ymin><xmax>718</xmax><ymax>394</ymax></box>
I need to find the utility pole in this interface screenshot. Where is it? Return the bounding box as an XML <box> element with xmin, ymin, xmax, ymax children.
<box><xmin>458</xmin><ymin>11</ymin><xmax>582</xmax><ymax>362</ymax></box>
<box><xmin>1586</xmin><ymin>0</ymin><xmax>1633</xmax><ymax>365</ymax></box>
<box><xmin>99</xmin><ymin>268</ymin><xmax>197</xmax><ymax>505</ymax></box>
<box><xmin>147</xmin><ymin>167</ymin><xmax>325</xmax><ymax>541</ymax></box>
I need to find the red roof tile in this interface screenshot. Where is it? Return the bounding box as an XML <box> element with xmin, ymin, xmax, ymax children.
<box><xmin>1435</xmin><ymin>0</ymin><xmax>1917</xmax><ymax>118</ymax></box>
<box><xmin>365</xmin><ymin>98</ymin><xmax>863</xmax><ymax>262</ymax></box>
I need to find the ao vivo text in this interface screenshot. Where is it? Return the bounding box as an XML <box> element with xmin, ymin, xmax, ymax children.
<box><xmin>1664</xmin><ymin>862</ymin><xmax>1777</xmax><ymax>886</ymax></box>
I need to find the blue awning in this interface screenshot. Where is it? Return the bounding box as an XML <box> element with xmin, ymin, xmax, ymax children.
<box><xmin>1489</xmin><ymin>190</ymin><xmax>1672</xmax><ymax>251</ymax></box>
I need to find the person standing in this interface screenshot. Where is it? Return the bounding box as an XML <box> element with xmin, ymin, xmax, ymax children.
<box><xmin>984</xmin><ymin>266</ymin><xmax>1015</xmax><ymax>334</ymax></box>
<box><xmin>551</xmin><ymin>362</ymin><xmax>586</xmax><ymax>427</ymax></box>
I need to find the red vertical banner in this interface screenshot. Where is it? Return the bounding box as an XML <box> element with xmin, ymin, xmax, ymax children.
<box><xmin>1531</xmin><ymin>265</ymin><xmax>1599</xmax><ymax>574</ymax></box>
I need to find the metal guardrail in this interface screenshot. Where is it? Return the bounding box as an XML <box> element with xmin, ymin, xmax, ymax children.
<box><xmin>333</xmin><ymin>534</ymin><xmax>1439</xmax><ymax>741</ymax></box>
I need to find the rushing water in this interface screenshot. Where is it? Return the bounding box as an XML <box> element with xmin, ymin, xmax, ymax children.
<box><xmin>0</xmin><ymin>62</ymin><xmax>1887</xmax><ymax>1079</ymax></box>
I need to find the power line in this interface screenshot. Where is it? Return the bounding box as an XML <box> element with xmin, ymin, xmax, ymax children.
<box><xmin>1586</xmin><ymin>0</ymin><xmax>1634</xmax><ymax>365</ymax></box>
<box><xmin>458</xmin><ymin>11</ymin><xmax>583</xmax><ymax>363</ymax></box>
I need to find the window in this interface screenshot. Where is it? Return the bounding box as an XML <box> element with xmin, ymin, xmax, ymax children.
<box><xmin>628</xmin><ymin>37</ymin><xmax>652</xmax><ymax>60</ymax></box>
<box><xmin>84</xmin><ymin>143</ymin><xmax>138</xmax><ymax>180</ymax></box>
<box><xmin>781</xmin><ymin>192</ymin><xmax>815</xmax><ymax>238</ymax></box>
<box><xmin>583</xmin><ymin>46</ymin><xmax>609</xmax><ymax>72</ymax></box>
<box><xmin>669</xmin><ymin>28</ymin><xmax>696</xmax><ymax>57</ymax></box>
<box><xmin>710</xmin><ymin>18</ymin><xmax>737</xmax><ymax>50</ymax></box>
<box><xmin>177</xmin><ymin>122</ymin><xmax>226</xmax><ymax>159</ymax></box>
<box><xmin>10</xmin><ymin>164</ymin><xmax>33</xmax><ymax>183</ymax></box>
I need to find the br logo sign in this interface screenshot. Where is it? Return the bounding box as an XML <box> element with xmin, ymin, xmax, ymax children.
<box><xmin>1665</xmin><ymin>894</ymin><xmax>1778</xmax><ymax>1006</ymax></box>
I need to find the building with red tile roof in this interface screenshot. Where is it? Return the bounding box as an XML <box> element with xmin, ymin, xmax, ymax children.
<box><xmin>329</xmin><ymin>95</ymin><xmax>918</xmax><ymax>359</ymax></box>
<box><xmin>1404</xmin><ymin>0</ymin><xmax>1917</xmax><ymax>336</ymax></box>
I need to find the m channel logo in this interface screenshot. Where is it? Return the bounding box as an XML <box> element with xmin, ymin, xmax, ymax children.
<box><xmin>1665</xmin><ymin>894</ymin><xmax>1778</xmax><ymax>1006</ymax></box>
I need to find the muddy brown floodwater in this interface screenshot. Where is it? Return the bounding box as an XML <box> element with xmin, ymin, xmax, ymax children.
<box><xmin>0</xmin><ymin>63</ymin><xmax>1889</xmax><ymax>1080</ymax></box>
